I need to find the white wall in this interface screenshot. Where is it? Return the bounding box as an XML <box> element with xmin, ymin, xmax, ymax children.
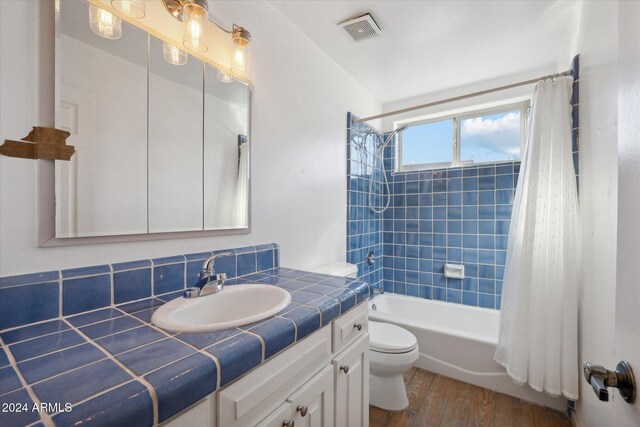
<box><xmin>0</xmin><ymin>0</ymin><xmax>381</xmax><ymax>276</ymax></box>
<box><xmin>573</xmin><ymin>1</ymin><xmax>619</xmax><ymax>426</ymax></box>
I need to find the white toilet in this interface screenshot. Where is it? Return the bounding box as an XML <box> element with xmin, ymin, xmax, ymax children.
<box><xmin>368</xmin><ymin>320</ymin><xmax>419</xmax><ymax>410</ymax></box>
<box><xmin>308</xmin><ymin>262</ymin><xmax>419</xmax><ymax>411</ymax></box>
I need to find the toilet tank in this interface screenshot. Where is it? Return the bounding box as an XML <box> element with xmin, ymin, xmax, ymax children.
<box><xmin>308</xmin><ymin>262</ymin><xmax>358</xmax><ymax>278</ymax></box>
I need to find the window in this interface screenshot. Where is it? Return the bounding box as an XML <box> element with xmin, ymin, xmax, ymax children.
<box><xmin>398</xmin><ymin>102</ymin><xmax>528</xmax><ymax>170</ymax></box>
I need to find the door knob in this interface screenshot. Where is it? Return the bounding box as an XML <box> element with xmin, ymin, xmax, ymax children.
<box><xmin>282</xmin><ymin>420</ymin><xmax>294</xmax><ymax>427</ymax></box>
<box><xmin>340</xmin><ymin>365</ymin><xmax>349</xmax><ymax>373</ymax></box>
<box><xmin>583</xmin><ymin>361</ymin><xmax>636</xmax><ymax>403</ymax></box>
<box><xmin>296</xmin><ymin>405</ymin><xmax>308</xmax><ymax>417</ymax></box>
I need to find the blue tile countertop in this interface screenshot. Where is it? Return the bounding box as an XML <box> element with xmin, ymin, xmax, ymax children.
<box><xmin>0</xmin><ymin>268</ymin><xmax>370</xmax><ymax>427</ymax></box>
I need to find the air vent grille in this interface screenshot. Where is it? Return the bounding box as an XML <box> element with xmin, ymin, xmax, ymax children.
<box><xmin>339</xmin><ymin>13</ymin><xmax>381</xmax><ymax>42</ymax></box>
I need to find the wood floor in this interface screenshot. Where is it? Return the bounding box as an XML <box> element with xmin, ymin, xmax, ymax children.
<box><xmin>369</xmin><ymin>368</ymin><xmax>572</xmax><ymax>427</ymax></box>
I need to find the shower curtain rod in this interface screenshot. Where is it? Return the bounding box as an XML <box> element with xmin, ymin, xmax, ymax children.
<box><xmin>353</xmin><ymin>70</ymin><xmax>573</xmax><ymax>124</ymax></box>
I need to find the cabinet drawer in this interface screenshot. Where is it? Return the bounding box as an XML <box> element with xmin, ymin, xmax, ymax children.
<box><xmin>332</xmin><ymin>303</ymin><xmax>368</xmax><ymax>354</ymax></box>
<box><xmin>219</xmin><ymin>326</ymin><xmax>332</xmax><ymax>427</ymax></box>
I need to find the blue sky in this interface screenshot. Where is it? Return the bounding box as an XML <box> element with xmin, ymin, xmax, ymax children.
<box><xmin>401</xmin><ymin>111</ymin><xmax>521</xmax><ymax>166</ymax></box>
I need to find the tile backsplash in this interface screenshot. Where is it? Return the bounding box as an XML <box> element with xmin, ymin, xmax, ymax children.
<box><xmin>0</xmin><ymin>244</ymin><xmax>279</xmax><ymax>330</ymax></box>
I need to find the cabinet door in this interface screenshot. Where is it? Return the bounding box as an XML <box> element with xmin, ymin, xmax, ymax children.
<box><xmin>333</xmin><ymin>334</ymin><xmax>369</xmax><ymax>427</ymax></box>
<box><xmin>257</xmin><ymin>402</ymin><xmax>293</xmax><ymax>427</ymax></box>
<box><xmin>288</xmin><ymin>366</ymin><xmax>333</xmax><ymax>427</ymax></box>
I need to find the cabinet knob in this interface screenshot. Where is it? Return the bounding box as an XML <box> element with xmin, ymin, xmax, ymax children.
<box><xmin>340</xmin><ymin>365</ymin><xmax>349</xmax><ymax>374</ymax></box>
<box><xmin>353</xmin><ymin>323</ymin><xmax>363</xmax><ymax>331</ymax></box>
<box><xmin>282</xmin><ymin>420</ymin><xmax>294</xmax><ymax>427</ymax></box>
<box><xmin>296</xmin><ymin>405</ymin><xmax>308</xmax><ymax>417</ymax></box>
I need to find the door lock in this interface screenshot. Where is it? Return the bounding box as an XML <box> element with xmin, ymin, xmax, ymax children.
<box><xmin>583</xmin><ymin>361</ymin><xmax>636</xmax><ymax>403</ymax></box>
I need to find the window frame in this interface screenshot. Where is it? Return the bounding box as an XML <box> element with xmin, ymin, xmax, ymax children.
<box><xmin>397</xmin><ymin>101</ymin><xmax>530</xmax><ymax>172</ymax></box>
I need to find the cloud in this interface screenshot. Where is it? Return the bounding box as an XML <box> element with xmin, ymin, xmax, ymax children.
<box><xmin>461</xmin><ymin>112</ymin><xmax>522</xmax><ymax>160</ymax></box>
<box><xmin>462</xmin><ymin>112</ymin><xmax>521</xmax><ymax>135</ymax></box>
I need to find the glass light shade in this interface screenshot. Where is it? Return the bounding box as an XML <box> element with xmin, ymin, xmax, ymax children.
<box><xmin>182</xmin><ymin>3</ymin><xmax>208</xmax><ymax>53</ymax></box>
<box><xmin>230</xmin><ymin>42</ymin><xmax>250</xmax><ymax>75</ymax></box>
<box><xmin>89</xmin><ymin>4</ymin><xmax>122</xmax><ymax>40</ymax></box>
<box><xmin>163</xmin><ymin>42</ymin><xmax>188</xmax><ymax>65</ymax></box>
<box><xmin>111</xmin><ymin>0</ymin><xmax>146</xmax><ymax>19</ymax></box>
<box><xmin>217</xmin><ymin>70</ymin><xmax>233</xmax><ymax>83</ymax></box>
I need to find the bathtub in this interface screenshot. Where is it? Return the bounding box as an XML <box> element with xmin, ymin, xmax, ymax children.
<box><xmin>368</xmin><ymin>293</ymin><xmax>566</xmax><ymax>411</ymax></box>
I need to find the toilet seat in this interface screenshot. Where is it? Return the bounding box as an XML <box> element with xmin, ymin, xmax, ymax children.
<box><xmin>369</xmin><ymin>321</ymin><xmax>417</xmax><ymax>354</ymax></box>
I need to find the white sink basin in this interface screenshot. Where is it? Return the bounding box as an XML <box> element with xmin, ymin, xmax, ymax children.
<box><xmin>151</xmin><ymin>284</ymin><xmax>291</xmax><ymax>333</ymax></box>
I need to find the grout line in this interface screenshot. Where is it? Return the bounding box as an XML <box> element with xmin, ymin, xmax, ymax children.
<box><xmin>0</xmin><ymin>336</ymin><xmax>53</xmax><ymax>427</ymax></box>
<box><xmin>60</xmin><ymin>319</ymin><xmax>160</xmax><ymax>425</ymax></box>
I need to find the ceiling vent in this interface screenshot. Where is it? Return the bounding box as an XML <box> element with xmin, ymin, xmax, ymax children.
<box><xmin>338</xmin><ymin>13</ymin><xmax>381</xmax><ymax>42</ymax></box>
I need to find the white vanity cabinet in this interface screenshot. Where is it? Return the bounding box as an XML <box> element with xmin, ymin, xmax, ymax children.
<box><xmin>166</xmin><ymin>303</ymin><xmax>369</xmax><ymax>427</ymax></box>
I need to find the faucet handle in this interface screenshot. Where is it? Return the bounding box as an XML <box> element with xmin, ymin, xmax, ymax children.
<box><xmin>184</xmin><ymin>287</ymin><xmax>200</xmax><ymax>299</ymax></box>
<box><xmin>215</xmin><ymin>273</ymin><xmax>227</xmax><ymax>284</ymax></box>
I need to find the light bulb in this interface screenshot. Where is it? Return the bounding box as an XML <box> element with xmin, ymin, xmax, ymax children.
<box><xmin>111</xmin><ymin>0</ymin><xmax>146</xmax><ymax>19</ymax></box>
<box><xmin>217</xmin><ymin>70</ymin><xmax>233</xmax><ymax>83</ymax></box>
<box><xmin>231</xmin><ymin>44</ymin><xmax>246</xmax><ymax>73</ymax></box>
<box><xmin>182</xmin><ymin>2</ymin><xmax>208</xmax><ymax>53</ymax></box>
<box><xmin>89</xmin><ymin>4</ymin><xmax>122</xmax><ymax>40</ymax></box>
<box><xmin>163</xmin><ymin>42</ymin><xmax>188</xmax><ymax>65</ymax></box>
<box><xmin>231</xmin><ymin>27</ymin><xmax>251</xmax><ymax>75</ymax></box>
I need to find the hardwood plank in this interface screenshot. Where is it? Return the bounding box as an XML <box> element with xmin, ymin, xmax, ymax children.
<box><xmin>371</xmin><ymin>368</ymin><xmax>572</xmax><ymax>427</ymax></box>
<box><xmin>386</xmin><ymin>369</ymin><xmax>435</xmax><ymax>427</ymax></box>
<box><xmin>404</xmin><ymin>367</ymin><xmax>418</xmax><ymax>386</ymax></box>
<box><xmin>440</xmin><ymin>378</ymin><xmax>475</xmax><ymax>427</ymax></box>
<box><xmin>467</xmin><ymin>386</ymin><xmax>495</xmax><ymax>427</ymax></box>
<box><xmin>369</xmin><ymin>406</ymin><xmax>391</xmax><ymax>427</ymax></box>
<box><xmin>519</xmin><ymin>400</ymin><xmax>549</xmax><ymax>427</ymax></box>
<box><xmin>494</xmin><ymin>392</ymin><xmax>521</xmax><ymax>427</ymax></box>
<box><xmin>545</xmin><ymin>407</ymin><xmax>572</xmax><ymax>427</ymax></box>
<box><xmin>412</xmin><ymin>375</ymin><xmax>456</xmax><ymax>427</ymax></box>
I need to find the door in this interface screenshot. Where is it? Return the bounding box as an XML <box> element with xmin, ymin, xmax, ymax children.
<box><xmin>612</xmin><ymin>2</ymin><xmax>640</xmax><ymax>425</ymax></box>
<box><xmin>333</xmin><ymin>334</ymin><xmax>369</xmax><ymax>427</ymax></box>
<box><xmin>288</xmin><ymin>366</ymin><xmax>334</xmax><ymax>427</ymax></box>
<box><xmin>256</xmin><ymin>402</ymin><xmax>293</xmax><ymax>427</ymax></box>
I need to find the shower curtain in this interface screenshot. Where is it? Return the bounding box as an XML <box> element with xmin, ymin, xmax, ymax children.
<box><xmin>234</xmin><ymin>140</ymin><xmax>249</xmax><ymax>227</ymax></box>
<box><xmin>494</xmin><ymin>76</ymin><xmax>580</xmax><ymax>400</ymax></box>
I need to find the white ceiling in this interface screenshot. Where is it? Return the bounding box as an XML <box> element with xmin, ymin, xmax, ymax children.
<box><xmin>268</xmin><ymin>1</ymin><xmax>579</xmax><ymax>105</ymax></box>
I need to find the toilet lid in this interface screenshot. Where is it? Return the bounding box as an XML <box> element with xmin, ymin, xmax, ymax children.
<box><xmin>369</xmin><ymin>321</ymin><xmax>418</xmax><ymax>354</ymax></box>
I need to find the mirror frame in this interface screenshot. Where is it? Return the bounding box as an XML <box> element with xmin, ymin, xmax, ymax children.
<box><xmin>37</xmin><ymin>1</ymin><xmax>252</xmax><ymax>247</ymax></box>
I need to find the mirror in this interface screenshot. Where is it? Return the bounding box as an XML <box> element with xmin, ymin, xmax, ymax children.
<box><xmin>204</xmin><ymin>64</ymin><xmax>250</xmax><ymax>229</ymax></box>
<box><xmin>55</xmin><ymin>1</ymin><xmax>250</xmax><ymax>239</ymax></box>
<box><xmin>56</xmin><ymin>0</ymin><xmax>148</xmax><ymax>237</ymax></box>
<box><xmin>148</xmin><ymin>36</ymin><xmax>204</xmax><ymax>233</ymax></box>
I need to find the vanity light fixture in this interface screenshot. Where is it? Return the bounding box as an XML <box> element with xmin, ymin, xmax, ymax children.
<box><xmin>111</xmin><ymin>0</ymin><xmax>145</xmax><ymax>19</ymax></box>
<box><xmin>162</xmin><ymin>0</ymin><xmax>252</xmax><ymax>76</ymax></box>
<box><xmin>89</xmin><ymin>4</ymin><xmax>122</xmax><ymax>39</ymax></box>
<box><xmin>163</xmin><ymin>0</ymin><xmax>209</xmax><ymax>53</ymax></box>
<box><xmin>230</xmin><ymin>25</ymin><xmax>251</xmax><ymax>75</ymax></box>
<box><xmin>163</xmin><ymin>42</ymin><xmax>189</xmax><ymax>65</ymax></box>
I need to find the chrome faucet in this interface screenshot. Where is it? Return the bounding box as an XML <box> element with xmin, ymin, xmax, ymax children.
<box><xmin>183</xmin><ymin>252</ymin><xmax>232</xmax><ymax>299</ymax></box>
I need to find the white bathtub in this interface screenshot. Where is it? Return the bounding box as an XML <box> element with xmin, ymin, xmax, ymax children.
<box><xmin>368</xmin><ymin>293</ymin><xmax>566</xmax><ymax>411</ymax></box>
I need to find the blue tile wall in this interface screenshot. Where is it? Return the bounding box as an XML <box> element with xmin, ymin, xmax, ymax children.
<box><xmin>348</xmin><ymin>55</ymin><xmax>579</xmax><ymax>309</ymax></box>
<box><xmin>0</xmin><ymin>244</ymin><xmax>280</xmax><ymax>330</ymax></box>
<box><xmin>347</xmin><ymin>113</ymin><xmax>384</xmax><ymax>290</ymax></box>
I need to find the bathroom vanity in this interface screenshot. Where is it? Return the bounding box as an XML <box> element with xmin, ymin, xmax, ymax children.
<box><xmin>0</xmin><ymin>258</ymin><xmax>371</xmax><ymax>427</ymax></box>
<box><xmin>165</xmin><ymin>303</ymin><xmax>369</xmax><ymax>427</ymax></box>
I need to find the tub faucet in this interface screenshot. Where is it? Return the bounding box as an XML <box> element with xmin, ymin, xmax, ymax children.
<box><xmin>183</xmin><ymin>252</ymin><xmax>232</xmax><ymax>298</ymax></box>
<box><xmin>373</xmin><ymin>287</ymin><xmax>384</xmax><ymax>295</ymax></box>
